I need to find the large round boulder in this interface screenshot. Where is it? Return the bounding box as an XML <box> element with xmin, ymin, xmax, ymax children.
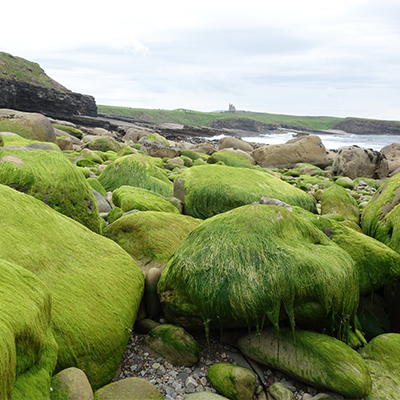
<box><xmin>332</xmin><ymin>146</ymin><xmax>389</xmax><ymax>179</ymax></box>
<box><xmin>157</xmin><ymin>204</ymin><xmax>358</xmax><ymax>335</ymax></box>
<box><xmin>173</xmin><ymin>164</ymin><xmax>317</xmax><ymax>219</ymax></box>
<box><xmin>250</xmin><ymin>135</ymin><xmax>329</xmax><ymax>169</ymax></box>
<box><xmin>0</xmin><ymin>184</ymin><xmax>145</xmax><ymax>390</ymax></box>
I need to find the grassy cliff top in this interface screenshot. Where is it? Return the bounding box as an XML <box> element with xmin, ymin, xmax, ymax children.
<box><xmin>97</xmin><ymin>105</ymin><xmax>345</xmax><ymax>130</ymax></box>
<box><xmin>0</xmin><ymin>52</ymin><xmax>69</xmax><ymax>91</ymax></box>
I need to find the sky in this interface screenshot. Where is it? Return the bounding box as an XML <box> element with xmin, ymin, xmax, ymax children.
<box><xmin>2</xmin><ymin>0</ymin><xmax>399</xmax><ymax>120</ymax></box>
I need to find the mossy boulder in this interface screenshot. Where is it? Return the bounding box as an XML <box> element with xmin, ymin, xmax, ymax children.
<box><xmin>207</xmin><ymin>363</ymin><xmax>256</xmax><ymax>400</ymax></box>
<box><xmin>238</xmin><ymin>328</ymin><xmax>372</xmax><ymax>399</ymax></box>
<box><xmin>320</xmin><ymin>184</ymin><xmax>360</xmax><ymax>224</ymax></box>
<box><xmin>6</xmin><ymin>111</ymin><xmax>56</xmax><ymax>142</ymax></box>
<box><xmin>207</xmin><ymin>151</ymin><xmax>253</xmax><ymax>168</ymax></box>
<box><xmin>93</xmin><ymin>377</ymin><xmax>164</xmax><ymax>400</ymax></box>
<box><xmin>52</xmin><ymin>124</ymin><xmax>84</xmax><ymax>140</ymax></box>
<box><xmin>86</xmin><ymin>178</ymin><xmax>106</xmax><ymax>197</ymax></box>
<box><xmin>145</xmin><ymin>133</ymin><xmax>170</xmax><ymax>147</ymax></box>
<box><xmin>98</xmin><ymin>154</ymin><xmax>173</xmax><ymax>197</ymax></box>
<box><xmin>85</xmin><ymin>137</ymin><xmax>122</xmax><ymax>153</ymax></box>
<box><xmin>106</xmin><ymin>207</ymin><xmax>124</xmax><ymax>224</ymax></box>
<box><xmin>0</xmin><ymin>147</ymin><xmax>101</xmax><ymax>232</ymax></box>
<box><xmin>335</xmin><ymin>176</ymin><xmax>355</xmax><ymax>189</ymax></box>
<box><xmin>158</xmin><ymin>204</ymin><xmax>358</xmax><ymax>336</ymax></box>
<box><xmin>174</xmin><ymin>164</ymin><xmax>317</xmax><ymax>219</ymax></box>
<box><xmin>0</xmin><ymin>259</ymin><xmax>57</xmax><ymax>400</ymax></box>
<box><xmin>76</xmin><ymin>149</ymin><xmax>104</xmax><ymax>168</ymax></box>
<box><xmin>112</xmin><ymin>186</ymin><xmax>179</xmax><ymax>214</ymax></box>
<box><xmin>358</xmin><ymin>333</ymin><xmax>400</xmax><ymax>399</ymax></box>
<box><xmin>361</xmin><ymin>173</ymin><xmax>400</xmax><ymax>253</ymax></box>
<box><xmin>327</xmin><ymin>221</ymin><xmax>400</xmax><ymax>295</ymax></box>
<box><xmin>50</xmin><ymin>367</ymin><xmax>93</xmax><ymax>400</ymax></box>
<box><xmin>103</xmin><ymin>211</ymin><xmax>202</xmax><ymax>266</ymax></box>
<box><xmin>0</xmin><ymin>184</ymin><xmax>145</xmax><ymax>390</ymax></box>
<box><xmin>144</xmin><ymin>324</ymin><xmax>199</xmax><ymax>366</ymax></box>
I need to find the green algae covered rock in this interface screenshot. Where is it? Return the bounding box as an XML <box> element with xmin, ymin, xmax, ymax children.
<box><xmin>50</xmin><ymin>367</ymin><xmax>93</xmax><ymax>400</ymax></box>
<box><xmin>103</xmin><ymin>211</ymin><xmax>202</xmax><ymax>264</ymax></box>
<box><xmin>98</xmin><ymin>154</ymin><xmax>173</xmax><ymax>197</ymax></box>
<box><xmin>0</xmin><ymin>147</ymin><xmax>101</xmax><ymax>232</ymax></box>
<box><xmin>335</xmin><ymin>176</ymin><xmax>355</xmax><ymax>189</ymax></box>
<box><xmin>86</xmin><ymin>178</ymin><xmax>107</xmax><ymax>197</ymax></box>
<box><xmin>207</xmin><ymin>151</ymin><xmax>253</xmax><ymax>169</ymax></box>
<box><xmin>158</xmin><ymin>204</ymin><xmax>358</xmax><ymax>336</ymax></box>
<box><xmin>0</xmin><ymin>184</ymin><xmax>145</xmax><ymax>390</ymax></box>
<box><xmin>86</xmin><ymin>137</ymin><xmax>122</xmax><ymax>153</ymax></box>
<box><xmin>144</xmin><ymin>324</ymin><xmax>199</xmax><ymax>366</ymax></box>
<box><xmin>207</xmin><ymin>363</ymin><xmax>256</xmax><ymax>400</ymax></box>
<box><xmin>93</xmin><ymin>377</ymin><xmax>164</xmax><ymax>400</ymax></box>
<box><xmin>0</xmin><ymin>259</ymin><xmax>57</xmax><ymax>400</ymax></box>
<box><xmin>320</xmin><ymin>184</ymin><xmax>360</xmax><ymax>224</ymax></box>
<box><xmin>358</xmin><ymin>333</ymin><xmax>400</xmax><ymax>399</ymax></box>
<box><xmin>112</xmin><ymin>186</ymin><xmax>179</xmax><ymax>214</ymax></box>
<box><xmin>327</xmin><ymin>220</ymin><xmax>400</xmax><ymax>295</ymax></box>
<box><xmin>238</xmin><ymin>328</ymin><xmax>372</xmax><ymax>399</ymax></box>
<box><xmin>174</xmin><ymin>164</ymin><xmax>317</xmax><ymax>219</ymax></box>
<box><xmin>185</xmin><ymin>394</ymin><xmax>228</xmax><ymax>400</ymax></box>
<box><xmin>361</xmin><ymin>173</ymin><xmax>400</xmax><ymax>253</ymax></box>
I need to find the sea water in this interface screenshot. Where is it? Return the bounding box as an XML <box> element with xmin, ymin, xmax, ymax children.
<box><xmin>207</xmin><ymin>132</ymin><xmax>400</xmax><ymax>151</ymax></box>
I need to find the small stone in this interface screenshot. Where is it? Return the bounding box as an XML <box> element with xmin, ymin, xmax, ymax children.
<box><xmin>196</xmin><ymin>385</ymin><xmax>205</xmax><ymax>392</ymax></box>
<box><xmin>199</xmin><ymin>377</ymin><xmax>207</xmax><ymax>386</ymax></box>
<box><xmin>186</xmin><ymin>376</ymin><xmax>198</xmax><ymax>388</ymax></box>
<box><xmin>301</xmin><ymin>394</ymin><xmax>313</xmax><ymax>400</ymax></box>
<box><xmin>281</xmin><ymin>381</ymin><xmax>297</xmax><ymax>392</ymax></box>
<box><xmin>152</xmin><ymin>363</ymin><xmax>161</xmax><ymax>369</ymax></box>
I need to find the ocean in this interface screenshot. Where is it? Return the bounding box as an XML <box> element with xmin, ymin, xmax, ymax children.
<box><xmin>207</xmin><ymin>132</ymin><xmax>400</xmax><ymax>151</ymax></box>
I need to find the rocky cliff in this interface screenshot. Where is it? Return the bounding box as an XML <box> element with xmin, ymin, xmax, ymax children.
<box><xmin>0</xmin><ymin>52</ymin><xmax>97</xmax><ymax>119</ymax></box>
<box><xmin>333</xmin><ymin>118</ymin><xmax>400</xmax><ymax>135</ymax></box>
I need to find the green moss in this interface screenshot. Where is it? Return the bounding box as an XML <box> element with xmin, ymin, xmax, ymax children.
<box><xmin>98</xmin><ymin>154</ymin><xmax>173</xmax><ymax>197</ymax></box>
<box><xmin>0</xmin><ymin>119</ymin><xmax>36</xmax><ymax>139</ymax></box>
<box><xmin>361</xmin><ymin>174</ymin><xmax>400</xmax><ymax>253</ymax></box>
<box><xmin>177</xmin><ymin>164</ymin><xmax>317</xmax><ymax>219</ymax></box>
<box><xmin>52</xmin><ymin>124</ymin><xmax>83</xmax><ymax>139</ymax></box>
<box><xmin>321</xmin><ymin>184</ymin><xmax>360</xmax><ymax>224</ymax></box>
<box><xmin>358</xmin><ymin>333</ymin><xmax>400</xmax><ymax>399</ymax></box>
<box><xmin>0</xmin><ymin>259</ymin><xmax>57</xmax><ymax>400</ymax></box>
<box><xmin>329</xmin><ymin>221</ymin><xmax>400</xmax><ymax>295</ymax></box>
<box><xmin>107</xmin><ymin>207</ymin><xmax>124</xmax><ymax>224</ymax></box>
<box><xmin>88</xmin><ymin>138</ymin><xmax>122</xmax><ymax>153</ymax></box>
<box><xmin>207</xmin><ymin>151</ymin><xmax>253</xmax><ymax>169</ymax></box>
<box><xmin>0</xmin><ymin>148</ymin><xmax>101</xmax><ymax>232</ymax></box>
<box><xmin>181</xmin><ymin>149</ymin><xmax>201</xmax><ymax>161</ymax></box>
<box><xmin>158</xmin><ymin>204</ymin><xmax>358</xmax><ymax>338</ymax></box>
<box><xmin>145</xmin><ymin>133</ymin><xmax>170</xmax><ymax>147</ymax></box>
<box><xmin>87</xmin><ymin>178</ymin><xmax>107</xmax><ymax>197</ymax></box>
<box><xmin>103</xmin><ymin>211</ymin><xmax>201</xmax><ymax>263</ymax></box>
<box><xmin>238</xmin><ymin>328</ymin><xmax>372</xmax><ymax>399</ymax></box>
<box><xmin>0</xmin><ymin>184</ymin><xmax>145</xmax><ymax>390</ymax></box>
<box><xmin>112</xmin><ymin>186</ymin><xmax>179</xmax><ymax>214</ymax></box>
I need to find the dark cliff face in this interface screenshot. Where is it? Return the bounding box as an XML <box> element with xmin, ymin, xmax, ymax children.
<box><xmin>333</xmin><ymin>119</ymin><xmax>400</xmax><ymax>135</ymax></box>
<box><xmin>0</xmin><ymin>78</ymin><xmax>97</xmax><ymax>119</ymax></box>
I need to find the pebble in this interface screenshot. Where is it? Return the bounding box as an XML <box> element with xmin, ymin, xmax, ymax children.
<box><xmin>115</xmin><ymin>329</ymin><xmax>366</xmax><ymax>400</ymax></box>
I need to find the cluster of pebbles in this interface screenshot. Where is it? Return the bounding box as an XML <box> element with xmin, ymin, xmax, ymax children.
<box><xmin>114</xmin><ymin>328</ymin><xmax>355</xmax><ymax>400</ymax></box>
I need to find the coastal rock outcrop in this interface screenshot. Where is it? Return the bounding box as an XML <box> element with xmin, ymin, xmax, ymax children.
<box><xmin>251</xmin><ymin>135</ymin><xmax>329</xmax><ymax>169</ymax></box>
<box><xmin>332</xmin><ymin>145</ymin><xmax>389</xmax><ymax>179</ymax></box>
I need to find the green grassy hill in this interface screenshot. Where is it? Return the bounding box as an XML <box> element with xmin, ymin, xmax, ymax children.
<box><xmin>0</xmin><ymin>52</ymin><xmax>69</xmax><ymax>91</ymax></box>
<box><xmin>97</xmin><ymin>105</ymin><xmax>345</xmax><ymax>131</ymax></box>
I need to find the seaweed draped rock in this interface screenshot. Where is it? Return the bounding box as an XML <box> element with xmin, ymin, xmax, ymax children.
<box><xmin>174</xmin><ymin>164</ymin><xmax>318</xmax><ymax>219</ymax></box>
<box><xmin>157</xmin><ymin>204</ymin><xmax>359</xmax><ymax>338</ymax></box>
<box><xmin>0</xmin><ymin>184</ymin><xmax>145</xmax><ymax>391</ymax></box>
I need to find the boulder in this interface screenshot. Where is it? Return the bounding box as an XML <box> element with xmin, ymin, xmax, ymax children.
<box><xmin>158</xmin><ymin>204</ymin><xmax>358</xmax><ymax>334</ymax></box>
<box><xmin>268</xmin><ymin>382</ymin><xmax>295</xmax><ymax>400</ymax></box>
<box><xmin>92</xmin><ymin>189</ymin><xmax>112</xmax><ymax>214</ymax></box>
<box><xmin>335</xmin><ymin>176</ymin><xmax>355</xmax><ymax>189</ymax></box>
<box><xmin>145</xmin><ymin>132</ymin><xmax>170</xmax><ymax>146</ymax></box>
<box><xmin>185</xmin><ymin>394</ymin><xmax>228</xmax><ymax>400</ymax></box>
<box><xmin>98</xmin><ymin>154</ymin><xmax>173</xmax><ymax>197</ymax></box>
<box><xmin>320</xmin><ymin>185</ymin><xmax>360</xmax><ymax>224</ymax></box>
<box><xmin>332</xmin><ymin>146</ymin><xmax>389</xmax><ymax>179</ymax></box>
<box><xmin>141</xmin><ymin>139</ymin><xmax>181</xmax><ymax>159</ymax></box>
<box><xmin>51</xmin><ymin>367</ymin><xmax>93</xmax><ymax>400</ymax></box>
<box><xmin>0</xmin><ymin>184</ymin><xmax>145</xmax><ymax>389</ymax></box>
<box><xmin>123</xmin><ymin>126</ymin><xmax>151</xmax><ymax>143</ymax></box>
<box><xmin>207</xmin><ymin>150</ymin><xmax>254</xmax><ymax>168</ymax></box>
<box><xmin>75</xmin><ymin>148</ymin><xmax>104</xmax><ymax>167</ymax></box>
<box><xmin>380</xmin><ymin>142</ymin><xmax>400</xmax><ymax>174</ymax></box>
<box><xmin>84</xmin><ymin>137</ymin><xmax>122</xmax><ymax>153</ymax></box>
<box><xmin>326</xmin><ymin>220</ymin><xmax>400</xmax><ymax>295</ymax></box>
<box><xmin>0</xmin><ymin>259</ymin><xmax>57</xmax><ymax>400</ymax></box>
<box><xmin>0</xmin><ymin>144</ymin><xmax>101</xmax><ymax>232</ymax></box>
<box><xmin>112</xmin><ymin>186</ymin><xmax>179</xmax><ymax>214</ymax></box>
<box><xmin>103</xmin><ymin>211</ymin><xmax>201</xmax><ymax>267</ymax></box>
<box><xmin>207</xmin><ymin>363</ymin><xmax>256</xmax><ymax>400</ymax></box>
<box><xmin>190</xmin><ymin>142</ymin><xmax>216</xmax><ymax>155</ymax></box>
<box><xmin>173</xmin><ymin>164</ymin><xmax>317</xmax><ymax>219</ymax></box>
<box><xmin>358</xmin><ymin>333</ymin><xmax>400</xmax><ymax>399</ymax></box>
<box><xmin>144</xmin><ymin>324</ymin><xmax>199</xmax><ymax>366</ymax></box>
<box><xmin>93</xmin><ymin>377</ymin><xmax>164</xmax><ymax>400</ymax></box>
<box><xmin>361</xmin><ymin>173</ymin><xmax>400</xmax><ymax>253</ymax></box>
<box><xmin>55</xmin><ymin>134</ymin><xmax>73</xmax><ymax>151</ymax></box>
<box><xmin>250</xmin><ymin>135</ymin><xmax>329</xmax><ymax>169</ymax></box>
<box><xmin>238</xmin><ymin>328</ymin><xmax>372</xmax><ymax>399</ymax></box>
<box><xmin>218</xmin><ymin>136</ymin><xmax>254</xmax><ymax>152</ymax></box>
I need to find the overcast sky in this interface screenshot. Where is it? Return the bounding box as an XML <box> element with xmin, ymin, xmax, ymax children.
<box><xmin>2</xmin><ymin>0</ymin><xmax>399</xmax><ymax>120</ymax></box>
